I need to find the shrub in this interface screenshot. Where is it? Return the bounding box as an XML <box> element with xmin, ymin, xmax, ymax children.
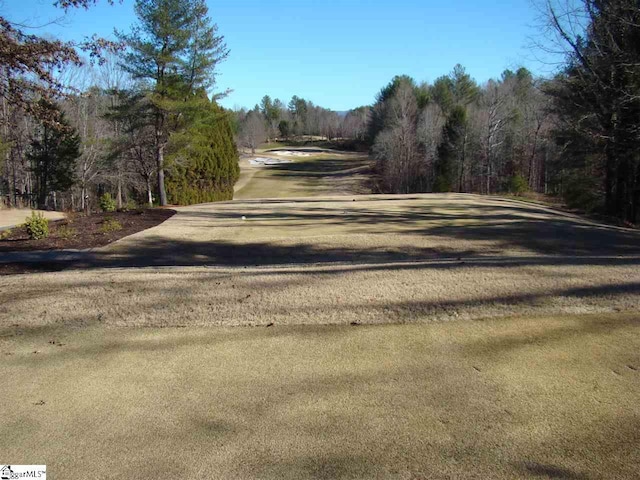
<box><xmin>24</xmin><ymin>211</ymin><xmax>49</xmax><ymax>240</ymax></box>
<box><xmin>563</xmin><ymin>174</ymin><xmax>602</xmax><ymax>213</ymax></box>
<box><xmin>57</xmin><ymin>224</ymin><xmax>77</xmax><ymax>240</ymax></box>
<box><xmin>121</xmin><ymin>199</ymin><xmax>138</xmax><ymax>212</ymax></box>
<box><xmin>65</xmin><ymin>211</ymin><xmax>77</xmax><ymax>224</ymax></box>
<box><xmin>99</xmin><ymin>193</ymin><xmax>117</xmax><ymax>212</ymax></box>
<box><xmin>508</xmin><ymin>174</ymin><xmax>529</xmax><ymax>196</ymax></box>
<box><xmin>100</xmin><ymin>217</ymin><xmax>122</xmax><ymax>234</ymax></box>
<box><xmin>0</xmin><ymin>228</ymin><xmax>12</xmax><ymax>240</ymax></box>
<box><xmin>433</xmin><ymin>175</ymin><xmax>452</xmax><ymax>193</ymax></box>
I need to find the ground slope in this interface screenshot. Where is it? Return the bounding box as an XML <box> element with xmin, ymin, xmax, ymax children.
<box><xmin>1</xmin><ymin>193</ymin><xmax>640</xmax><ymax>326</ymax></box>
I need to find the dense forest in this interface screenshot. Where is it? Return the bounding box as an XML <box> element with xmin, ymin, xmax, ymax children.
<box><xmin>1</xmin><ymin>0</ymin><xmax>639</xmax><ymax>223</ymax></box>
<box><xmin>0</xmin><ymin>0</ymin><xmax>239</xmax><ymax>209</ymax></box>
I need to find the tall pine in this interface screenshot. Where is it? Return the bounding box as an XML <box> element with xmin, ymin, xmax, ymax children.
<box><xmin>434</xmin><ymin>105</ymin><xmax>466</xmax><ymax>192</ymax></box>
<box><xmin>117</xmin><ymin>0</ymin><xmax>229</xmax><ymax>206</ymax></box>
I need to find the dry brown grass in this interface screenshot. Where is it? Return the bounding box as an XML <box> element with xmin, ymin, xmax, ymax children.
<box><xmin>1</xmin><ymin>314</ymin><xmax>638</xmax><ymax>479</ymax></box>
<box><xmin>1</xmin><ymin>260</ymin><xmax>639</xmax><ymax>328</ymax></box>
<box><xmin>1</xmin><ymin>193</ymin><xmax>639</xmax><ymax>327</ymax></box>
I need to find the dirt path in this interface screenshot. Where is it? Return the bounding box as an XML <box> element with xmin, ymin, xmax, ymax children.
<box><xmin>0</xmin><ymin>209</ymin><xmax>65</xmax><ymax>230</ymax></box>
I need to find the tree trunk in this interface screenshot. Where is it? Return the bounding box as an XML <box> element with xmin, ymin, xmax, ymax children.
<box><xmin>459</xmin><ymin>131</ymin><xmax>468</xmax><ymax>193</ymax></box>
<box><xmin>117</xmin><ymin>175</ymin><xmax>123</xmax><ymax>210</ymax></box>
<box><xmin>528</xmin><ymin>122</ymin><xmax>542</xmax><ymax>189</ymax></box>
<box><xmin>147</xmin><ymin>177</ymin><xmax>153</xmax><ymax>208</ymax></box>
<box><xmin>11</xmin><ymin>155</ymin><xmax>17</xmax><ymax>208</ymax></box>
<box><xmin>486</xmin><ymin>160</ymin><xmax>491</xmax><ymax>195</ymax></box>
<box><xmin>157</xmin><ymin>144</ymin><xmax>168</xmax><ymax>206</ymax></box>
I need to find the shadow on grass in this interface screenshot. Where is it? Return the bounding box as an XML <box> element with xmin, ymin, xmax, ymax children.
<box><xmin>186</xmin><ymin>199</ymin><xmax>640</xmax><ymax>256</ymax></box>
<box><xmin>464</xmin><ymin>314</ymin><xmax>640</xmax><ymax>358</ymax></box>
<box><xmin>519</xmin><ymin>462</ymin><xmax>590</xmax><ymax>479</ymax></box>
<box><xmin>2</xmin><ymin>194</ymin><xmax>640</xmax><ymax>273</ymax></box>
<box><xmin>8</xmin><ymin>235</ymin><xmax>640</xmax><ymax>274</ymax></box>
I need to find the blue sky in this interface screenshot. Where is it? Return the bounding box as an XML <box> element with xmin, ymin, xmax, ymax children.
<box><xmin>2</xmin><ymin>0</ymin><xmax>550</xmax><ymax>110</ymax></box>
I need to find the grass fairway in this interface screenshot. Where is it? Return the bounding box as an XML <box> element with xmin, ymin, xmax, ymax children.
<box><xmin>1</xmin><ymin>314</ymin><xmax>639</xmax><ymax>479</ymax></box>
<box><xmin>2</xmin><ymin>149</ymin><xmax>640</xmax><ymax>478</ymax></box>
<box><xmin>234</xmin><ymin>149</ymin><xmax>372</xmax><ymax>199</ymax></box>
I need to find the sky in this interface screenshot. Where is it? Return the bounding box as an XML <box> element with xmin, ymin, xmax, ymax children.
<box><xmin>2</xmin><ymin>0</ymin><xmax>553</xmax><ymax>111</ymax></box>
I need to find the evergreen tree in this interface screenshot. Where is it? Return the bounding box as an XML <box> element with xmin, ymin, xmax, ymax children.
<box><xmin>434</xmin><ymin>105</ymin><xmax>466</xmax><ymax>192</ymax></box>
<box><xmin>432</xmin><ymin>65</ymin><xmax>478</xmax><ymax>192</ymax></box>
<box><xmin>117</xmin><ymin>0</ymin><xmax>229</xmax><ymax>206</ymax></box>
<box><xmin>165</xmin><ymin>97</ymin><xmax>239</xmax><ymax>205</ymax></box>
<box><xmin>545</xmin><ymin>0</ymin><xmax>640</xmax><ymax>222</ymax></box>
<box><xmin>28</xmin><ymin>102</ymin><xmax>80</xmax><ymax>208</ymax></box>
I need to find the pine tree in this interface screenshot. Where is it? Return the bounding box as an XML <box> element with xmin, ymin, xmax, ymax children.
<box><xmin>432</xmin><ymin>65</ymin><xmax>478</xmax><ymax>192</ymax></box>
<box><xmin>545</xmin><ymin>0</ymin><xmax>640</xmax><ymax>222</ymax></box>
<box><xmin>117</xmin><ymin>0</ymin><xmax>229</xmax><ymax>206</ymax></box>
<box><xmin>434</xmin><ymin>105</ymin><xmax>466</xmax><ymax>192</ymax></box>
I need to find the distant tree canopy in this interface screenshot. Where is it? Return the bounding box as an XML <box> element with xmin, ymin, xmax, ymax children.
<box><xmin>365</xmin><ymin>2</ymin><xmax>640</xmax><ymax>224</ymax></box>
<box><xmin>365</xmin><ymin>0</ymin><xmax>640</xmax><ymax>225</ymax></box>
<box><xmin>233</xmin><ymin>95</ymin><xmax>357</xmax><ymax>152</ymax></box>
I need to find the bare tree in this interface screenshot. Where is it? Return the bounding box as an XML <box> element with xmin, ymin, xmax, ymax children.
<box><xmin>417</xmin><ymin>103</ymin><xmax>445</xmax><ymax>189</ymax></box>
<box><xmin>239</xmin><ymin>110</ymin><xmax>266</xmax><ymax>154</ymax></box>
<box><xmin>373</xmin><ymin>82</ymin><xmax>421</xmax><ymax>193</ymax></box>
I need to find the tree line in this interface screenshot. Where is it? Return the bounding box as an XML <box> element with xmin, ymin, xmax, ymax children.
<box><xmin>0</xmin><ymin>0</ymin><xmax>239</xmax><ymax>211</ymax></box>
<box><xmin>369</xmin><ymin>66</ymin><xmax>552</xmax><ymax>196</ymax></box>
<box><xmin>366</xmin><ymin>1</ymin><xmax>640</xmax><ymax>224</ymax></box>
<box><xmin>234</xmin><ymin>95</ymin><xmax>369</xmax><ymax>153</ymax></box>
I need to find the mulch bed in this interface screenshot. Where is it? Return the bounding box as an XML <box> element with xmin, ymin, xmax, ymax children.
<box><xmin>0</xmin><ymin>262</ymin><xmax>69</xmax><ymax>276</ymax></box>
<box><xmin>0</xmin><ymin>208</ymin><xmax>175</xmax><ymax>253</ymax></box>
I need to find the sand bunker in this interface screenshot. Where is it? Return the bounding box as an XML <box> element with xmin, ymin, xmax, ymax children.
<box><xmin>271</xmin><ymin>150</ymin><xmax>313</xmax><ymax>157</ymax></box>
<box><xmin>249</xmin><ymin>157</ymin><xmax>293</xmax><ymax>166</ymax></box>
